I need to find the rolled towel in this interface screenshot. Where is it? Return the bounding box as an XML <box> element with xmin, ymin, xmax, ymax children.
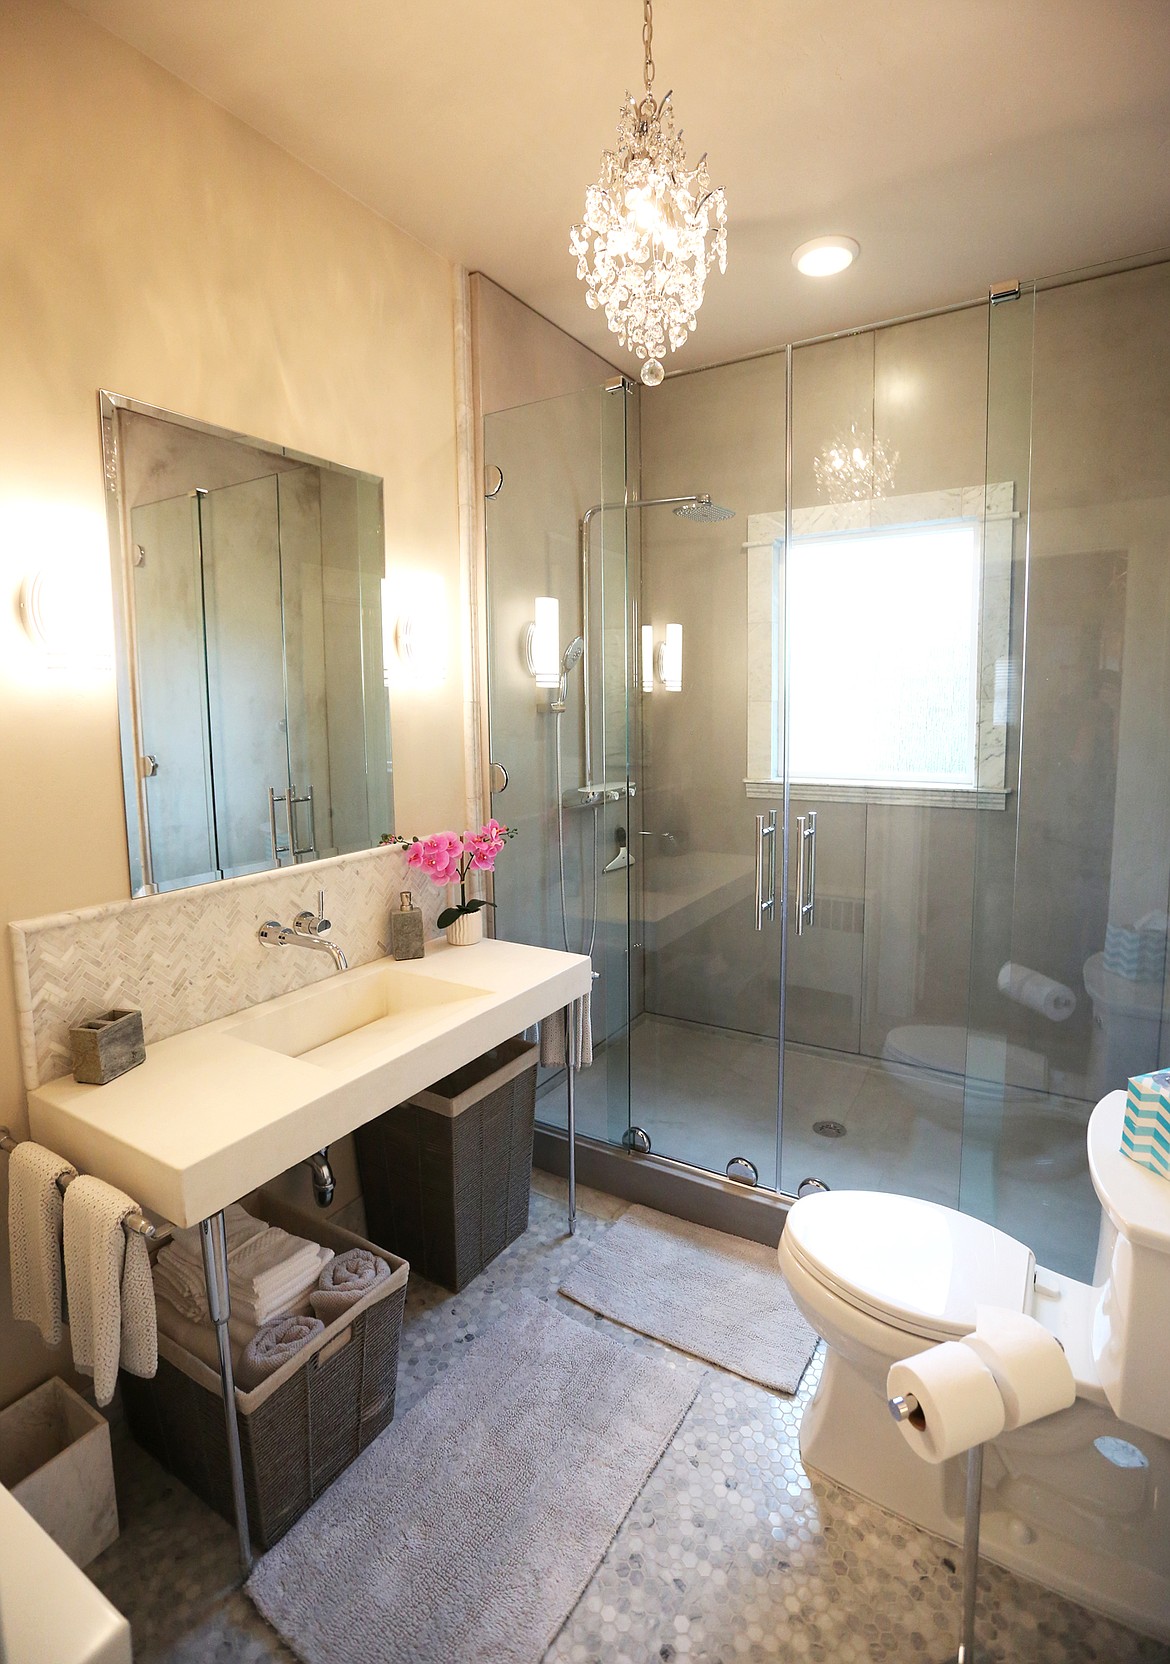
<box><xmin>8</xmin><ymin>1141</ymin><xmax>77</xmax><ymax>1347</ymax></box>
<box><xmin>310</xmin><ymin>1249</ymin><xmax>391</xmax><ymax>1323</ymax></box>
<box><xmin>236</xmin><ymin>1313</ymin><xmax>323</xmax><ymax>1391</ymax></box>
<box><xmin>997</xmin><ymin>962</ymin><xmax>1076</xmax><ymax>1022</ymax></box>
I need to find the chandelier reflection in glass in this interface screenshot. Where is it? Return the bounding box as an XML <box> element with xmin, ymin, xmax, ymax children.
<box><xmin>814</xmin><ymin>422</ymin><xmax>899</xmax><ymax>503</ymax></box>
<box><xmin>570</xmin><ymin>0</ymin><xmax>727</xmax><ymax>388</ymax></box>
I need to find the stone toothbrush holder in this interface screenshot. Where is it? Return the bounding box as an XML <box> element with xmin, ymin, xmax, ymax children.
<box><xmin>69</xmin><ymin>1009</ymin><xmax>145</xmax><ymax>1085</ymax></box>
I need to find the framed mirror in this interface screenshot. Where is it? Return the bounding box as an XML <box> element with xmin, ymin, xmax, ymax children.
<box><xmin>99</xmin><ymin>393</ymin><xmax>394</xmax><ymax>894</ymax></box>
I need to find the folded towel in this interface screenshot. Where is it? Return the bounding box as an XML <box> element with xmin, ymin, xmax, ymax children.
<box><xmin>8</xmin><ymin>1141</ymin><xmax>77</xmax><ymax>1347</ymax></box>
<box><xmin>152</xmin><ymin>1248</ymin><xmax>332</xmax><ymax>1328</ymax></box>
<box><xmin>152</xmin><ymin>1275</ymin><xmax>257</xmax><ymax>1373</ymax></box>
<box><xmin>310</xmin><ymin>1249</ymin><xmax>391</xmax><ymax>1323</ymax></box>
<box><xmin>155</xmin><ymin>1219</ymin><xmax>333</xmax><ymax>1324</ymax></box>
<box><xmin>236</xmin><ymin>1313</ymin><xmax>323</xmax><ymax>1391</ymax></box>
<box><xmin>161</xmin><ymin>1203</ymin><xmax>268</xmax><ymax>1269</ymax></box>
<box><xmin>166</xmin><ymin>1209</ymin><xmax>325</xmax><ymax>1299</ymax></box>
<box><xmin>63</xmin><ymin>1175</ymin><xmax>157</xmax><ymax>1407</ymax></box>
<box><xmin>539</xmin><ymin>992</ymin><xmax>593</xmax><ymax>1069</ymax></box>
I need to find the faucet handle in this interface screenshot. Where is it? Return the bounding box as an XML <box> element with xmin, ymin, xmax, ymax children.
<box><xmin>293</xmin><ymin>889</ymin><xmax>331</xmax><ymax>937</ymax></box>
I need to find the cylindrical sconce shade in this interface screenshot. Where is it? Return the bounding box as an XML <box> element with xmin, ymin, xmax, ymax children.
<box><xmin>525</xmin><ymin>596</ymin><xmax>560</xmax><ymax>687</ymax></box>
<box><xmin>641</xmin><ymin>623</ymin><xmax>654</xmax><ymax>691</ymax></box>
<box><xmin>657</xmin><ymin>622</ymin><xmax>683</xmax><ymax>692</ymax></box>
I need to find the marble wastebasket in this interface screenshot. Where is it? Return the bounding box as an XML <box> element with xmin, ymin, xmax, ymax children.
<box><xmin>0</xmin><ymin>1376</ymin><xmax>118</xmax><ymax>1567</ymax></box>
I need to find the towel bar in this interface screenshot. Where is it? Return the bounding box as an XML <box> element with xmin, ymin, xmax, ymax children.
<box><xmin>0</xmin><ymin>1128</ymin><xmax>172</xmax><ymax>1241</ymax></box>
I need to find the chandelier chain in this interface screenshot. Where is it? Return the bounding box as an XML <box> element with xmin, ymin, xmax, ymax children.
<box><xmin>642</xmin><ymin>0</ymin><xmax>654</xmax><ymax>97</ymax></box>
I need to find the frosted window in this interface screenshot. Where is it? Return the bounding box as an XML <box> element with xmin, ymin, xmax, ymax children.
<box><xmin>787</xmin><ymin>524</ymin><xmax>980</xmax><ymax>786</ymax></box>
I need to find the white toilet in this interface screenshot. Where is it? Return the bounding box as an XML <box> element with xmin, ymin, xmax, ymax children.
<box><xmin>778</xmin><ymin>1090</ymin><xmax>1170</xmax><ymax>1640</ymax></box>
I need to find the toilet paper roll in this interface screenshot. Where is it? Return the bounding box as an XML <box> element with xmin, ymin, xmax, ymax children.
<box><xmin>887</xmin><ymin>1343</ymin><xmax>1006</xmax><ymax>1464</ymax></box>
<box><xmin>963</xmin><ymin>1306</ymin><xmax>1076</xmax><ymax>1432</ymax></box>
<box><xmin>997</xmin><ymin>961</ymin><xmax>1076</xmax><ymax>1022</ymax></box>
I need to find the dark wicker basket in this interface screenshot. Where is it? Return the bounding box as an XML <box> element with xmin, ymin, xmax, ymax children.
<box><xmin>123</xmin><ymin>1194</ymin><xmax>408</xmax><ymax>1550</ymax></box>
<box><xmin>355</xmin><ymin>1037</ymin><xmax>537</xmax><ymax>1293</ymax></box>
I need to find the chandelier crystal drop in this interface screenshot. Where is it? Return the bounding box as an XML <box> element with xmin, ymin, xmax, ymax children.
<box><xmin>814</xmin><ymin>423</ymin><xmax>899</xmax><ymax>503</ymax></box>
<box><xmin>570</xmin><ymin>0</ymin><xmax>727</xmax><ymax>388</ymax></box>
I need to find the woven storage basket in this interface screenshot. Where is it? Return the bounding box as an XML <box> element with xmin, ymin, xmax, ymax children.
<box><xmin>355</xmin><ymin>1036</ymin><xmax>537</xmax><ymax>1293</ymax></box>
<box><xmin>122</xmin><ymin>1191</ymin><xmax>407</xmax><ymax>1550</ymax></box>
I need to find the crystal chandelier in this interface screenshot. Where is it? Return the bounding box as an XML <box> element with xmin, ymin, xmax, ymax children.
<box><xmin>570</xmin><ymin>0</ymin><xmax>727</xmax><ymax>388</ymax></box>
<box><xmin>814</xmin><ymin>423</ymin><xmax>899</xmax><ymax>503</ymax></box>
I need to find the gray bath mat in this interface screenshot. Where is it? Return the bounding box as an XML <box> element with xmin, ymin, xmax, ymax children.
<box><xmin>559</xmin><ymin>1204</ymin><xmax>817</xmax><ymax>1392</ymax></box>
<box><xmin>247</xmin><ymin>1292</ymin><xmax>698</xmax><ymax>1664</ymax></box>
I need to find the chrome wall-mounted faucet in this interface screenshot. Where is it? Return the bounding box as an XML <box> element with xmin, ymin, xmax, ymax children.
<box><xmin>258</xmin><ymin>889</ymin><xmax>348</xmax><ymax>972</ymax></box>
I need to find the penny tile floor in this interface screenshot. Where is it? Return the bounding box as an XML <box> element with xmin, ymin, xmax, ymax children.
<box><xmin>88</xmin><ymin>1177</ymin><xmax>1166</xmax><ymax>1663</ymax></box>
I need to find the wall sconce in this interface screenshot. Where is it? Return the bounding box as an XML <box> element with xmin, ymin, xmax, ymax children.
<box><xmin>641</xmin><ymin>624</ymin><xmax>654</xmax><ymax>691</ymax></box>
<box><xmin>523</xmin><ymin>596</ymin><xmax>560</xmax><ymax>688</ymax></box>
<box><xmin>656</xmin><ymin>623</ymin><xmax>683</xmax><ymax>692</ymax></box>
<box><xmin>19</xmin><ymin>561</ymin><xmax>113</xmax><ymax>671</ymax></box>
<box><xmin>384</xmin><ymin>573</ymin><xmax>448</xmax><ymax>687</ymax></box>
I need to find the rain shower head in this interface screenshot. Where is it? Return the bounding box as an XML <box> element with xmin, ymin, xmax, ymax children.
<box><xmin>672</xmin><ymin>494</ymin><xmax>735</xmax><ymax>522</ymax></box>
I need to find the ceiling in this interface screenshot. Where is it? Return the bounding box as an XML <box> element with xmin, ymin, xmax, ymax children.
<box><xmin>69</xmin><ymin>0</ymin><xmax>1170</xmax><ymax>374</ymax></box>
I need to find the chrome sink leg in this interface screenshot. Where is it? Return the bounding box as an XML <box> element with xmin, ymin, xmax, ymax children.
<box><xmin>199</xmin><ymin>1211</ymin><xmax>253</xmax><ymax>1578</ymax></box>
<box><xmin>566</xmin><ymin>1005</ymin><xmax>577</xmax><ymax>1238</ymax></box>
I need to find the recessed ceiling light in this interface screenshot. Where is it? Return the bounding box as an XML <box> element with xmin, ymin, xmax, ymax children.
<box><xmin>793</xmin><ymin>236</ymin><xmax>860</xmax><ymax>277</ymax></box>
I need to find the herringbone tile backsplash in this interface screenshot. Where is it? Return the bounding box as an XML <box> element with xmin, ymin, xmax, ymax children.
<box><xmin>10</xmin><ymin>847</ymin><xmax>446</xmax><ymax>1090</ymax></box>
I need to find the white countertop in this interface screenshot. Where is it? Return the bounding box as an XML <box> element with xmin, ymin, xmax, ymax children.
<box><xmin>28</xmin><ymin>937</ymin><xmax>590</xmax><ymax>1228</ymax></box>
<box><xmin>0</xmin><ymin>1486</ymin><xmax>130</xmax><ymax>1664</ymax></box>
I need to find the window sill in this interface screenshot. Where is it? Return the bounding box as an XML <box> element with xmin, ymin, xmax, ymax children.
<box><xmin>743</xmin><ymin>779</ymin><xmax>1010</xmax><ymax>810</ymax></box>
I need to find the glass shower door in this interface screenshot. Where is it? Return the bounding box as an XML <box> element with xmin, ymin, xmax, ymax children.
<box><xmin>633</xmin><ymin>351</ymin><xmax>788</xmax><ymax>1188</ymax></box>
<box><xmin>777</xmin><ymin>310</ymin><xmax>995</xmax><ymax>1203</ymax></box>
<box><xmin>483</xmin><ymin>382</ymin><xmax>633</xmax><ymax>1150</ymax></box>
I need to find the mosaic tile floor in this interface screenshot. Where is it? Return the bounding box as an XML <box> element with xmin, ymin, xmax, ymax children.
<box><xmin>89</xmin><ymin>1179</ymin><xmax>1166</xmax><ymax>1664</ymax></box>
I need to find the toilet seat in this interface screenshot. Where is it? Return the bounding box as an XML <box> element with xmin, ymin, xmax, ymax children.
<box><xmin>782</xmin><ymin>1190</ymin><xmax>1036</xmax><ymax>1343</ymax></box>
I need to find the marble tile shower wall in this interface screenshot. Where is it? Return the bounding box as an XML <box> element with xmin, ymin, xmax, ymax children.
<box><xmin>9</xmin><ymin>846</ymin><xmax>443</xmax><ymax>1091</ymax></box>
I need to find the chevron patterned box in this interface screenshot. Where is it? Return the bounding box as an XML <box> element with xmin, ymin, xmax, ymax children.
<box><xmin>1122</xmin><ymin>1071</ymin><xmax>1170</xmax><ymax>1180</ymax></box>
<box><xmin>1105</xmin><ymin>922</ymin><xmax>1168</xmax><ymax>982</ymax></box>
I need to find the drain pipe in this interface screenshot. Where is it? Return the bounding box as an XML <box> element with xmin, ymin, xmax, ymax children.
<box><xmin>304</xmin><ymin>1148</ymin><xmax>335</xmax><ymax>1208</ymax></box>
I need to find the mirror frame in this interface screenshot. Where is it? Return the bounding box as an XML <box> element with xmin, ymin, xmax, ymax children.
<box><xmin>98</xmin><ymin>390</ymin><xmax>387</xmax><ymax>896</ymax></box>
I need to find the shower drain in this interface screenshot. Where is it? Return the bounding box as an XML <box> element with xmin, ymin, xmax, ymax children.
<box><xmin>812</xmin><ymin>1119</ymin><xmax>848</xmax><ymax>1139</ymax></box>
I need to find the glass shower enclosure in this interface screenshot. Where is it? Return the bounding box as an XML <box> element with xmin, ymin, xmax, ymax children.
<box><xmin>483</xmin><ymin>257</ymin><xmax>1170</xmax><ymax>1284</ymax></box>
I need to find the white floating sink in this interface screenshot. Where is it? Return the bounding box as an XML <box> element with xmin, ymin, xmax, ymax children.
<box><xmin>28</xmin><ymin>938</ymin><xmax>592</xmax><ymax>1227</ymax></box>
<box><xmin>227</xmin><ymin>965</ymin><xmax>491</xmax><ymax>1066</ymax></box>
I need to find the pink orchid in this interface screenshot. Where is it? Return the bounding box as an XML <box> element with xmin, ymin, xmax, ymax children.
<box><xmin>382</xmin><ymin>820</ymin><xmax>516</xmax><ymax>929</ymax></box>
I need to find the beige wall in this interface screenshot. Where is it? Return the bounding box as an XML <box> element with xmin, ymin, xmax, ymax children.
<box><xmin>0</xmin><ymin>0</ymin><xmax>461</xmax><ymax>1407</ymax></box>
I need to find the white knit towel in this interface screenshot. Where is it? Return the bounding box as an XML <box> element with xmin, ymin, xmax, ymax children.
<box><xmin>63</xmin><ymin>1175</ymin><xmax>158</xmax><ymax>1407</ymax></box>
<box><xmin>8</xmin><ymin>1141</ymin><xmax>77</xmax><ymax>1348</ymax></box>
<box><xmin>539</xmin><ymin>993</ymin><xmax>594</xmax><ymax>1069</ymax></box>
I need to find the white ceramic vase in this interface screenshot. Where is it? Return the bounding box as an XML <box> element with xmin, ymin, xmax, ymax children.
<box><xmin>445</xmin><ymin>909</ymin><xmax>483</xmax><ymax>947</ymax></box>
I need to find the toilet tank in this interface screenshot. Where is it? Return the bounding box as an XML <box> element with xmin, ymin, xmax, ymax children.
<box><xmin>1087</xmin><ymin>1091</ymin><xmax>1170</xmax><ymax>1439</ymax></box>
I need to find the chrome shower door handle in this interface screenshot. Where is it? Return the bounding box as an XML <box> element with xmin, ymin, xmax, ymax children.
<box><xmin>796</xmin><ymin>810</ymin><xmax>817</xmax><ymax>935</ymax></box>
<box><xmin>754</xmin><ymin>810</ymin><xmax>777</xmax><ymax>931</ymax></box>
<box><xmin>268</xmin><ymin>787</ymin><xmax>290</xmax><ymax>864</ymax></box>
<box><xmin>806</xmin><ymin>808</ymin><xmax>817</xmax><ymax>929</ymax></box>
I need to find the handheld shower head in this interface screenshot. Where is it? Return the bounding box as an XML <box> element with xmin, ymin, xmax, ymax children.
<box><xmin>552</xmin><ymin>635</ymin><xmax>585</xmax><ymax>710</ymax></box>
<box><xmin>672</xmin><ymin>494</ymin><xmax>735</xmax><ymax>523</ymax></box>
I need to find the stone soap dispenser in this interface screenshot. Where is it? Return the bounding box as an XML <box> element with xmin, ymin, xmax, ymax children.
<box><xmin>390</xmin><ymin>891</ymin><xmax>425</xmax><ymax>960</ymax></box>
